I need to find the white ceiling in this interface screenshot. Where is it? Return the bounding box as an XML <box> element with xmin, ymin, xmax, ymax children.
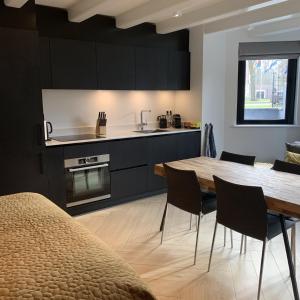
<box><xmin>4</xmin><ymin>0</ymin><xmax>300</xmax><ymax>35</ymax></box>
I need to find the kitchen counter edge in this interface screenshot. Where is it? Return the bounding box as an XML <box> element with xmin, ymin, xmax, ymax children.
<box><xmin>46</xmin><ymin>128</ymin><xmax>201</xmax><ymax>147</ymax></box>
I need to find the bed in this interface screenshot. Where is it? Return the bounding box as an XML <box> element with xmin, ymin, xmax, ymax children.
<box><xmin>0</xmin><ymin>193</ymin><xmax>155</xmax><ymax>299</ymax></box>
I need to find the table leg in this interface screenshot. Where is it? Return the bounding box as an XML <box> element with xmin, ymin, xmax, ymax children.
<box><xmin>159</xmin><ymin>202</ymin><xmax>168</xmax><ymax>231</ymax></box>
<box><xmin>280</xmin><ymin>214</ymin><xmax>299</xmax><ymax>300</ymax></box>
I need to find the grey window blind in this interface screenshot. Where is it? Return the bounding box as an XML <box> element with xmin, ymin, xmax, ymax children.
<box><xmin>239</xmin><ymin>41</ymin><xmax>300</xmax><ymax>60</ymax></box>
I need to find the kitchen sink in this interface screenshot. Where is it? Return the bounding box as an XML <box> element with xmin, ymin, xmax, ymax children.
<box><xmin>133</xmin><ymin>129</ymin><xmax>168</xmax><ymax>134</ymax></box>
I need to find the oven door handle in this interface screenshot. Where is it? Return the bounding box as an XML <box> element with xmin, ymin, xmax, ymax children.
<box><xmin>68</xmin><ymin>163</ymin><xmax>109</xmax><ymax>172</ymax></box>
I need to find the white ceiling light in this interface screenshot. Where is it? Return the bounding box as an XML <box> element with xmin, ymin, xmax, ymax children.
<box><xmin>173</xmin><ymin>11</ymin><xmax>182</xmax><ymax>18</ymax></box>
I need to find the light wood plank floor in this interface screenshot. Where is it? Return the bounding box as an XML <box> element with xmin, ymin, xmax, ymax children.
<box><xmin>75</xmin><ymin>194</ymin><xmax>300</xmax><ymax>300</ymax></box>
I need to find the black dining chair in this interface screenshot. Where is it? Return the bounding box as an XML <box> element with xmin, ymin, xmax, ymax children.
<box><xmin>272</xmin><ymin>159</ymin><xmax>300</xmax><ymax>175</ymax></box>
<box><xmin>160</xmin><ymin>163</ymin><xmax>217</xmax><ymax>265</ymax></box>
<box><xmin>272</xmin><ymin>159</ymin><xmax>300</xmax><ymax>266</ymax></box>
<box><xmin>220</xmin><ymin>151</ymin><xmax>256</xmax><ymax>166</ymax></box>
<box><xmin>208</xmin><ymin>176</ymin><xmax>296</xmax><ymax>300</ymax></box>
<box><xmin>220</xmin><ymin>151</ymin><xmax>256</xmax><ymax>250</ymax></box>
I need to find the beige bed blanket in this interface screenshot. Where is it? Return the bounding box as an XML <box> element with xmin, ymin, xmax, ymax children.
<box><xmin>0</xmin><ymin>193</ymin><xmax>155</xmax><ymax>299</ymax></box>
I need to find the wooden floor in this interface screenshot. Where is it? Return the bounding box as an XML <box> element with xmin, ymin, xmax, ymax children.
<box><xmin>75</xmin><ymin>194</ymin><xmax>300</xmax><ymax>300</ymax></box>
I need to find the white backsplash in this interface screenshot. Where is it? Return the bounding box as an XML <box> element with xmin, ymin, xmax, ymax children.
<box><xmin>42</xmin><ymin>89</ymin><xmax>177</xmax><ymax>136</ymax></box>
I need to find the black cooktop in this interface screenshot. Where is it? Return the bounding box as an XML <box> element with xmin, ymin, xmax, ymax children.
<box><xmin>52</xmin><ymin>134</ymin><xmax>100</xmax><ymax>142</ymax></box>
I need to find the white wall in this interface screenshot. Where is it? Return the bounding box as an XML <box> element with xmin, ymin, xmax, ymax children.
<box><xmin>175</xmin><ymin>26</ymin><xmax>203</xmax><ymax>122</ymax></box>
<box><xmin>203</xmin><ymin>28</ymin><xmax>300</xmax><ymax>162</ymax></box>
<box><xmin>43</xmin><ymin>90</ymin><xmax>177</xmax><ymax>135</ymax></box>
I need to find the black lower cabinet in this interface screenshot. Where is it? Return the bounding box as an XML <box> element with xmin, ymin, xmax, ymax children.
<box><xmin>44</xmin><ymin>147</ymin><xmax>66</xmax><ymax>209</ymax></box>
<box><xmin>177</xmin><ymin>132</ymin><xmax>201</xmax><ymax>160</ymax></box>
<box><xmin>44</xmin><ymin>131</ymin><xmax>201</xmax><ymax>215</ymax></box>
<box><xmin>147</xmin><ymin>165</ymin><xmax>167</xmax><ymax>192</ymax></box>
<box><xmin>111</xmin><ymin>166</ymin><xmax>148</xmax><ymax>201</ymax></box>
<box><xmin>1</xmin><ymin>152</ymin><xmax>48</xmax><ymax>197</ymax></box>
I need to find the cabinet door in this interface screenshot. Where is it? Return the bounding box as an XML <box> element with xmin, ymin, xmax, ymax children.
<box><xmin>50</xmin><ymin>38</ymin><xmax>97</xmax><ymax>89</ymax></box>
<box><xmin>168</xmin><ymin>51</ymin><xmax>190</xmax><ymax>90</ymax></box>
<box><xmin>44</xmin><ymin>147</ymin><xmax>66</xmax><ymax>209</ymax></box>
<box><xmin>0</xmin><ymin>27</ymin><xmax>47</xmax><ymax>196</ymax></box>
<box><xmin>98</xmin><ymin>43</ymin><xmax>135</xmax><ymax>90</ymax></box>
<box><xmin>109</xmin><ymin>138</ymin><xmax>148</xmax><ymax>171</ymax></box>
<box><xmin>147</xmin><ymin>165</ymin><xmax>167</xmax><ymax>191</ymax></box>
<box><xmin>135</xmin><ymin>47</ymin><xmax>168</xmax><ymax>90</ymax></box>
<box><xmin>177</xmin><ymin>132</ymin><xmax>201</xmax><ymax>160</ymax></box>
<box><xmin>39</xmin><ymin>37</ymin><xmax>52</xmax><ymax>89</ymax></box>
<box><xmin>147</xmin><ymin>134</ymin><xmax>178</xmax><ymax>165</ymax></box>
<box><xmin>111</xmin><ymin>166</ymin><xmax>148</xmax><ymax>200</ymax></box>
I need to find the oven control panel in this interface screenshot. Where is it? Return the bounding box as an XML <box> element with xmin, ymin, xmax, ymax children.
<box><xmin>64</xmin><ymin>154</ymin><xmax>110</xmax><ymax>169</ymax></box>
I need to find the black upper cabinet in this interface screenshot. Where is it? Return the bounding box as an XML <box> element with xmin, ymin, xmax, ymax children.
<box><xmin>39</xmin><ymin>37</ymin><xmax>52</xmax><ymax>89</ymax></box>
<box><xmin>135</xmin><ymin>47</ymin><xmax>168</xmax><ymax>90</ymax></box>
<box><xmin>50</xmin><ymin>38</ymin><xmax>97</xmax><ymax>89</ymax></box>
<box><xmin>97</xmin><ymin>44</ymin><xmax>135</xmax><ymax>90</ymax></box>
<box><xmin>168</xmin><ymin>51</ymin><xmax>190</xmax><ymax>90</ymax></box>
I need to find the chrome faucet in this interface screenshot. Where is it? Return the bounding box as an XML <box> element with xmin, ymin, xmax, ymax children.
<box><xmin>140</xmin><ymin>110</ymin><xmax>151</xmax><ymax>131</ymax></box>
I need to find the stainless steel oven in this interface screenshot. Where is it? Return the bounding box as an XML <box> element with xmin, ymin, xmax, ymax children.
<box><xmin>64</xmin><ymin>154</ymin><xmax>110</xmax><ymax>208</ymax></box>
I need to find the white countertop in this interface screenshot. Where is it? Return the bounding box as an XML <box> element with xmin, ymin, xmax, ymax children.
<box><xmin>46</xmin><ymin>127</ymin><xmax>201</xmax><ymax>147</ymax></box>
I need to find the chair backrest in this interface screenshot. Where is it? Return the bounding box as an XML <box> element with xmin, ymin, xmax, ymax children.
<box><xmin>213</xmin><ymin>175</ymin><xmax>267</xmax><ymax>241</ymax></box>
<box><xmin>163</xmin><ymin>163</ymin><xmax>202</xmax><ymax>215</ymax></box>
<box><xmin>220</xmin><ymin>151</ymin><xmax>255</xmax><ymax>166</ymax></box>
<box><xmin>272</xmin><ymin>160</ymin><xmax>300</xmax><ymax>175</ymax></box>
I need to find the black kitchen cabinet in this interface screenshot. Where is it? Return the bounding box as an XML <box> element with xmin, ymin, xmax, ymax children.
<box><xmin>44</xmin><ymin>147</ymin><xmax>66</xmax><ymax>209</ymax></box>
<box><xmin>97</xmin><ymin>44</ymin><xmax>135</xmax><ymax>90</ymax></box>
<box><xmin>148</xmin><ymin>134</ymin><xmax>178</xmax><ymax>165</ymax></box>
<box><xmin>168</xmin><ymin>51</ymin><xmax>190</xmax><ymax>90</ymax></box>
<box><xmin>135</xmin><ymin>47</ymin><xmax>168</xmax><ymax>90</ymax></box>
<box><xmin>50</xmin><ymin>38</ymin><xmax>97</xmax><ymax>89</ymax></box>
<box><xmin>64</xmin><ymin>142</ymin><xmax>109</xmax><ymax>159</ymax></box>
<box><xmin>109</xmin><ymin>138</ymin><xmax>148</xmax><ymax>171</ymax></box>
<box><xmin>111</xmin><ymin>166</ymin><xmax>148</xmax><ymax>200</ymax></box>
<box><xmin>147</xmin><ymin>165</ymin><xmax>167</xmax><ymax>192</ymax></box>
<box><xmin>39</xmin><ymin>37</ymin><xmax>52</xmax><ymax>89</ymax></box>
<box><xmin>0</xmin><ymin>27</ymin><xmax>47</xmax><ymax>196</ymax></box>
<box><xmin>177</xmin><ymin>132</ymin><xmax>201</xmax><ymax>160</ymax></box>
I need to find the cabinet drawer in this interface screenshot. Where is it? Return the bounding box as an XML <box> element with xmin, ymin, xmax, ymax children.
<box><xmin>64</xmin><ymin>142</ymin><xmax>109</xmax><ymax>159</ymax></box>
<box><xmin>109</xmin><ymin>138</ymin><xmax>148</xmax><ymax>171</ymax></box>
<box><xmin>147</xmin><ymin>134</ymin><xmax>178</xmax><ymax>164</ymax></box>
<box><xmin>147</xmin><ymin>165</ymin><xmax>167</xmax><ymax>192</ymax></box>
<box><xmin>111</xmin><ymin>166</ymin><xmax>148</xmax><ymax>200</ymax></box>
<box><xmin>177</xmin><ymin>132</ymin><xmax>201</xmax><ymax>160</ymax></box>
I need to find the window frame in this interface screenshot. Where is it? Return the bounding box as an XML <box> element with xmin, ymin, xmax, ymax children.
<box><xmin>237</xmin><ymin>58</ymin><xmax>298</xmax><ymax>125</ymax></box>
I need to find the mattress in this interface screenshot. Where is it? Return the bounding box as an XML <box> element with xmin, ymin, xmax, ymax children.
<box><xmin>0</xmin><ymin>193</ymin><xmax>155</xmax><ymax>299</ymax></box>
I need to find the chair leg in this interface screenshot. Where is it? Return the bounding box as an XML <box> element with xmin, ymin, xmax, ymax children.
<box><xmin>208</xmin><ymin>220</ymin><xmax>218</xmax><ymax>272</ymax></box>
<box><xmin>291</xmin><ymin>225</ymin><xmax>296</xmax><ymax>274</ymax></box>
<box><xmin>160</xmin><ymin>204</ymin><xmax>168</xmax><ymax>245</ymax></box>
<box><xmin>224</xmin><ymin>227</ymin><xmax>226</xmax><ymax>247</ymax></box>
<box><xmin>244</xmin><ymin>236</ymin><xmax>247</xmax><ymax>254</ymax></box>
<box><xmin>230</xmin><ymin>230</ymin><xmax>233</xmax><ymax>249</ymax></box>
<box><xmin>194</xmin><ymin>213</ymin><xmax>201</xmax><ymax>265</ymax></box>
<box><xmin>240</xmin><ymin>235</ymin><xmax>244</xmax><ymax>254</ymax></box>
<box><xmin>257</xmin><ymin>239</ymin><xmax>267</xmax><ymax>300</ymax></box>
<box><xmin>159</xmin><ymin>201</ymin><xmax>168</xmax><ymax>231</ymax></box>
<box><xmin>189</xmin><ymin>213</ymin><xmax>193</xmax><ymax>230</ymax></box>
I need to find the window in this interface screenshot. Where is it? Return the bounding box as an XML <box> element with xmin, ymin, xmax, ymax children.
<box><xmin>237</xmin><ymin>58</ymin><xmax>298</xmax><ymax>124</ymax></box>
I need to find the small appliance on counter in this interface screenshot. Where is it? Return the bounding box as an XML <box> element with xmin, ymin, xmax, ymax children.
<box><xmin>172</xmin><ymin>114</ymin><xmax>182</xmax><ymax>128</ymax></box>
<box><xmin>44</xmin><ymin>120</ymin><xmax>53</xmax><ymax>141</ymax></box>
<box><xmin>157</xmin><ymin>115</ymin><xmax>167</xmax><ymax>128</ymax></box>
<box><xmin>96</xmin><ymin>112</ymin><xmax>107</xmax><ymax>137</ymax></box>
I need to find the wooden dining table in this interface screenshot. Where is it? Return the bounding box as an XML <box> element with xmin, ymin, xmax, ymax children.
<box><xmin>154</xmin><ymin>156</ymin><xmax>300</xmax><ymax>300</ymax></box>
